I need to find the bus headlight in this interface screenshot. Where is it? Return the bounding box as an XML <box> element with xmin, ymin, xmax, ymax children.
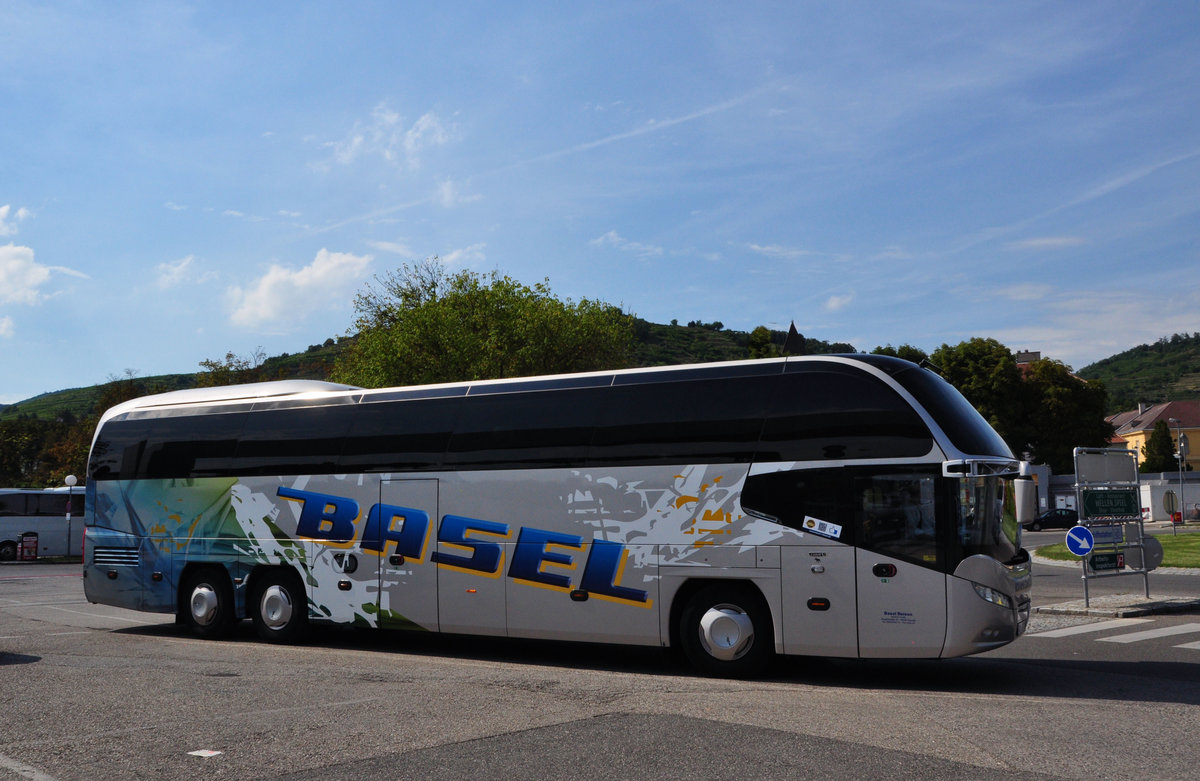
<box><xmin>972</xmin><ymin>582</ymin><xmax>1011</xmax><ymax>609</ymax></box>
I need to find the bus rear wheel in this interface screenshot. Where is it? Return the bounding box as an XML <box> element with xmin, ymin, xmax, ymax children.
<box><xmin>180</xmin><ymin>567</ymin><xmax>235</xmax><ymax>639</ymax></box>
<box><xmin>678</xmin><ymin>583</ymin><xmax>773</xmax><ymax>678</ymax></box>
<box><xmin>0</xmin><ymin>541</ymin><xmax>16</xmax><ymax>562</ymax></box>
<box><xmin>250</xmin><ymin>569</ymin><xmax>308</xmax><ymax>643</ymax></box>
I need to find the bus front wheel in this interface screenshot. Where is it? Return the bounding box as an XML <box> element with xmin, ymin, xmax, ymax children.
<box><xmin>250</xmin><ymin>569</ymin><xmax>308</xmax><ymax>643</ymax></box>
<box><xmin>180</xmin><ymin>567</ymin><xmax>235</xmax><ymax>639</ymax></box>
<box><xmin>678</xmin><ymin>583</ymin><xmax>773</xmax><ymax>678</ymax></box>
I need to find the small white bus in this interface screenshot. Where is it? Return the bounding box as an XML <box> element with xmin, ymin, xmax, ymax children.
<box><xmin>0</xmin><ymin>487</ymin><xmax>85</xmax><ymax>560</ymax></box>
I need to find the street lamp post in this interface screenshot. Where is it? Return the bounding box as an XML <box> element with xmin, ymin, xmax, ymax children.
<box><xmin>1168</xmin><ymin>419</ymin><xmax>1186</xmax><ymax>535</ymax></box>
<box><xmin>64</xmin><ymin>474</ymin><xmax>78</xmax><ymax>557</ymax></box>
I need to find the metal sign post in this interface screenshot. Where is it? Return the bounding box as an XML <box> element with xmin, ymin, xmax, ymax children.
<box><xmin>1073</xmin><ymin>447</ymin><xmax>1154</xmax><ymax>607</ymax></box>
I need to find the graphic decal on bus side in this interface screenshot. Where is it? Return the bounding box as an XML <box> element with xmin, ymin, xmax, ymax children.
<box><xmin>278</xmin><ymin>486</ymin><xmax>651</xmax><ymax>605</ymax></box>
<box><xmin>89</xmin><ymin>462</ymin><xmax>810</xmax><ymax>630</ymax></box>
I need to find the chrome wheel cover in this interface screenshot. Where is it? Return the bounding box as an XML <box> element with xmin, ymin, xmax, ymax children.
<box><xmin>698</xmin><ymin>603</ymin><xmax>755</xmax><ymax>661</ymax></box>
<box><xmin>259</xmin><ymin>584</ymin><xmax>294</xmax><ymax>630</ymax></box>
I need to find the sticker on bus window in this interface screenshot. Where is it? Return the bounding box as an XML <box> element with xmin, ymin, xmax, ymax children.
<box><xmin>803</xmin><ymin>516</ymin><xmax>843</xmax><ymax>540</ymax></box>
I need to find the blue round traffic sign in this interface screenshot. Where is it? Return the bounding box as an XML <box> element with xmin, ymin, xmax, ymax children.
<box><xmin>1065</xmin><ymin>525</ymin><xmax>1095</xmax><ymax>557</ymax></box>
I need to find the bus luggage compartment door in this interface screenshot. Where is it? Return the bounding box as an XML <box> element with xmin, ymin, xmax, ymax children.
<box><xmin>377</xmin><ymin>479</ymin><xmax>440</xmax><ymax>633</ymax></box>
<box><xmin>855</xmin><ymin>553</ymin><xmax>946</xmax><ymax>658</ymax></box>
<box><xmin>780</xmin><ymin>545</ymin><xmax>858</xmax><ymax>658</ymax></box>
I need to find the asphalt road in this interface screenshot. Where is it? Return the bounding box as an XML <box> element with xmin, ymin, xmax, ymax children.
<box><xmin>2</xmin><ymin>560</ymin><xmax>1197</xmax><ymax>781</ymax></box>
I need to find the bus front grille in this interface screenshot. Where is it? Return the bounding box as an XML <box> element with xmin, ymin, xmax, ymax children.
<box><xmin>93</xmin><ymin>547</ymin><xmax>140</xmax><ymax>566</ymax></box>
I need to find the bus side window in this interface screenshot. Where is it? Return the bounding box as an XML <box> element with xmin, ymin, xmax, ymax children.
<box><xmin>0</xmin><ymin>494</ymin><xmax>27</xmax><ymax>516</ymax></box>
<box><xmin>854</xmin><ymin>474</ymin><xmax>940</xmax><ymax>567</ymax></box>
<box><xmin>741</xmin><ymin>468</ymin><xmax>846</xmax><ymax>537</ymax></box>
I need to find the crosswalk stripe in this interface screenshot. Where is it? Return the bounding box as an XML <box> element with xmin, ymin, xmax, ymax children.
<box><xmin>1029</xmin><ymin>618</ymin><xmax>1151</xmax><ymax>638</ymax></box>
<box><xmin>1096</xmin><ymin>622</ymin><xmax>1200</xmax><ymax>644</ymax></box>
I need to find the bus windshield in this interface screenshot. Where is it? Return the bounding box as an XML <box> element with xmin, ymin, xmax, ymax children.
<box><xmin>955</xmin><ymin>476</ymin><xmax>1021</xmax><ymax>565</ymax></box>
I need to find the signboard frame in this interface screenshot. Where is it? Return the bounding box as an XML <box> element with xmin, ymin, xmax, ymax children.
<box><xmin>1072</xmin><ymin>447</ymin><xmax>1152</xmax><ymax>606</ymax></box>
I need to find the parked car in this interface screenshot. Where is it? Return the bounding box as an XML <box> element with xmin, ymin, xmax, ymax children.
<box><xmin>1023</xmin><ymin>508</ymin><xmax>1078</xmax><ymax>531</ymax></box>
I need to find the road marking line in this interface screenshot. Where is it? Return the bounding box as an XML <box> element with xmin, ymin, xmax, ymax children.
<box><xmin>47</xmin><ymin>631</ymin><xmax>92</xmax><ymax>636</ymax></box>
<box><xmin>1174</xmin><ymin>640</ymin><xmax>1200</xmax><ymax>650</ymax></box>
<box><xmin>1097</xmin><ymin>622</ymin><xmax>1200</xmax><ymax>643</ymax></box>
<box><xmin>45</xmin><ymin>605</ymin><xmax>150</xmax><ymax>623</ymax></box>
<box><xmin>1028</xmin><ymin>618</ymin><xmax>1151</xmax><ymax>638</ymax></box>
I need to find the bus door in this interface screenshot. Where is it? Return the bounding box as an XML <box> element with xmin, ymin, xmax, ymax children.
<box><xmin>375</xmin><ymin>479</ymin><xmax>440</xmax><ymax>632</ymax></box>
<box><xmin>853</xmin><ymin>473</ymin><xmax>947</xmax><ymax>658</ymax></box>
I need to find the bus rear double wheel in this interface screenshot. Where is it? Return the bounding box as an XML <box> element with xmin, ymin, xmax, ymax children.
<box><xmin>180</xmin><ymin>566</ymin><xmax>236</xmax><ymax>639</ymax></box>
<box><xmin>249</xmin><ymin>568</ymin><xmax>308</xmax><ymax>643</ymax></box>
<box><xmin>678</xmin><ymin>582</ymin><xmax>773</xmax><ymax>678</ymax></box>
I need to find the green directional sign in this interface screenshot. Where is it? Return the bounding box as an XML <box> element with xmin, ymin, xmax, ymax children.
<box><xmin>1081</xmin><ymin>489</ymin><xmax>1140</xmax><ymax>520</ymax></box>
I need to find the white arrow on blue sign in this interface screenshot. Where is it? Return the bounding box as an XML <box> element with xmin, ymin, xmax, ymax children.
<box><xmin>1065</xmin><ymin>526</ymin><xmax>1095</xmax><ymax>557</ymax></box>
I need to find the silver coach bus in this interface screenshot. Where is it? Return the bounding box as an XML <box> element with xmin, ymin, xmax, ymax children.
<box><xmin>82</xmin><ymin>355</ymin><xmax>1030</xmax><ymax>676</ymax></box>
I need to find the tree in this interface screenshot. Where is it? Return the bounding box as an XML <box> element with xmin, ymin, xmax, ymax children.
<box><xmin>197</xmin><ymin>347</ymin><xmax>266</xmax><ymax>387</ymax></box>
<box><xmin>931</xmin><ymin>338</ymin><xmax>1024</xmax><ymax>444</ymax></box>
<box><xmin>928</xmin><ymin>339</ymin><xmax>1113</xmax><ymax>473</ymax></box>
<box><xmin>333</xmin><ymin>259</ymin><xmax>635</xmax><ymax>387</ymax></box>
<box><xmin>747</xmin><ymin>326</ymin><xmax>775</xmax><ymax>359</ymax></box>
<box><xmin>1141</xmin><ymin>420</ymin><xmax>1179</xmax><ymax>473</ymax></box>
<box><xmin>872</xmin><ymin>344</ymin><xmax>929</xmax><ymax>364</ymax></box>
<box><xmin>1020</xmin><ymin>358</ymin><xmax>1114</xmax><ymax>473</ymax></box>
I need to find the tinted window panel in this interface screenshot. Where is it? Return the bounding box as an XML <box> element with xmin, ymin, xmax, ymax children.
<box><xmin>756</xmin><ymin>364</ymin><xmax>932</xmax><ymax>462</ymax></box>
<box><xmin>446</xmin><ymin>387</ymin><xmax>605</xmax><ymax>469</ymax></box>
<box><xmin>235</xmin><ymin>403</ymin><xmax>358</xmax><ymax>475</ymax></box>
<box><xmin>889</xmin><ymin>365</ymin><xmax>1013</xmax><ymax>459</ymax></box>
<box><xmin>136</xmin><ymin>412</ymin><xmax>248</xmax><ymax>479</ymax></box>
<box><xmin>89</xmin><ymin>416</ymin><xmax>151</xmax><ymax>481</ymax></box>
<box><xmin>340</xmin><ymin>396</ymin><xmax>462</xmax><ymax>472</ymax></box>
<box><xmin>854</xmin><ymin>472</ymin><xmax>941</xmax><ymax>568</ymax></box>
<box><xmin>741</xmin><ymin>468</ymin><xmax>848</xmax><ymax>539</ymax></box>
<box><xmin>590</xmin><ymin>374</ymin><xmax>774</xmax><ymax>465</ymax></box>
<box><xmin>0</xmin><ymin>494</ymin><xmax>27</xmax><ymax>516</ymax></box>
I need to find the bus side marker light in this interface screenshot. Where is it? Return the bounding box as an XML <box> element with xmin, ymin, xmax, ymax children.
<box><xmin>807</xmin><ymin>598</ymin><xmax>831</xmax><ymax>611</ymax></box>
<box><xmin>872</xmin><ymin>563</ymin><xmax>897</xmax><ymax>578</ymax></box>
<box><xmin>466</xmin><ymin>588</ymin><xmax>477</xmax><ymax>594</ymax></box>
<box><xmin>570</xmin><ymin>589</ymin><xmax>589</xmax><ymax>602</ymax></box>
<box><xmin>152</xmin><ymin>572</ymin><xmax>163</xmax><ymax>582</ymax></box>
<box><xmin>337</xmin><ymin>580</ymin><xmax>351</xmax><ymax>591</ymax></box>
<box><xmin>106</xmin><ymin>571</ymin><xmax>118</xmax><ymax>580</ymax></box>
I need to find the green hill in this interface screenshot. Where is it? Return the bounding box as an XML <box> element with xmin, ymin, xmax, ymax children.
<box><xmin>1077</xmin><ymin>332</ymin><xmax>1200</xmax><ymax>413</ymax></box>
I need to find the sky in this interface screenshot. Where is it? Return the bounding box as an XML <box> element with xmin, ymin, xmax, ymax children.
<box><xmin>2</xmin><ymin>1</ymin><xmax>1199</xmax><ymax>404</ymax></box>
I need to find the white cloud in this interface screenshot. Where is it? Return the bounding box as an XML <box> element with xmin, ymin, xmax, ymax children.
<box><xmin>404</xmin><ymin>112</ymin><xmax>449</xmax><ymax>164</ymax></box>
<box><xmin>0</xmin><ymin>204</ymin><xmax>31</xmax><ymax>237</ymax></box>
<box><xmin>436</xmin><ymin>180</ymin><xmax>480</xmax><ymax>208</ymax></box>
<box><xmin>320</xmin><ymin>102</ymin><xmax>450</xmax><ymax>170</ymax></box>
<box><xmin>0</xmin><ymin>315</ymin><xmax>13</xmax><ymax>338</ymax></box>
<box><xmin>1005</xmin><ymin>236</ymin><xmax>1087</xmax><ymax>251</ymax></box>
<box><xmin>164</xmin><ymin>201</ymin><xmax>187</xmax><ymax>211</ymax></box>
<box><xmin>0</xmin><ymin>243</ymin><xmax>51</xmax><ymax>304</ymax></box>
<box><xmin>590</xmin><ymin>230</ymin><xmax>664</xmax><ymax>258</ymax></box>
<box><xmin>748</xmin><ymin>243</ymin><xmax>815</xmax><ymax>260</ymax></box>
<box><xmin>442</xmin><ymin>243</ymin><xmax>487</xmax><ymax>267</ymax></box>
<box><xmin>996</xmin><ymin>283</ymin><xmax>1051</xmax><ymax>301</ymax></box>
<box><xmin>825</xmin><ymin>293</ymin><xmax>854</xmax><ymax>312</ymax></box>
<box><xmin>227</xmin><ymin>249</ymin><xmax>372</xmax><ymax>330</ymax></box>
<box><xmin>155</xmin><ymin>255</ymin><xmax>216</xmax><ymax>290</ymax></box>
<box><xmin>366</xmin><ymin>240</ymin><xmax>414</xmax><ymax>256</ymax></box>
<box><xmin>992</xmin><ymin>284</ymin><xmax>1200</xmax><ymax>370</ymax></box>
